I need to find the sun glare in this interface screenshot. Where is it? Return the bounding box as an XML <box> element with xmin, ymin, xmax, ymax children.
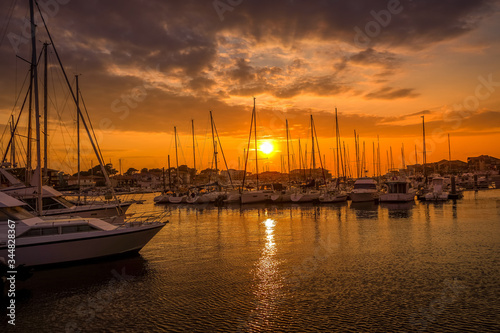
<box><xmin>260</xmin><ymin>141</ymin><xmax>274</xmax><ymax>155</ymax></box>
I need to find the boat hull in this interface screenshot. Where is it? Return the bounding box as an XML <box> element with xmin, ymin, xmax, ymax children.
<box><xmin>0</xmin><ymin>224</ymin><xmax>165</xmax><ymax>267</ymax></box>
<box><xmin>379</xmin><ymin>193</ymin><xmax>415</xmax><ymax>202</ymax></box>
<box><xmin>350</xmin><ymin>191</ymin><xmax>378</xmax><ymax>203</ymax></box>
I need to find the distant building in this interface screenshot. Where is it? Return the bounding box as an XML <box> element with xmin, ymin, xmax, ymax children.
<box><xmin>467</xmin><ymin>155</ymin><xmax>500</xmax><ymax>171</ymax></box>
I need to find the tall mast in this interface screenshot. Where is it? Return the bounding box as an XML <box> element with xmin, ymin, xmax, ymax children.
<box><xmin>422</xmin><ymin>115</ymin><xmax>426</xmax><ymax>176</ymax></box>
<box><xmin>76</xmin><ymin>74</ymin><xmax>81</xmax><ymax>202</ymax></box>
<box><xmin>192</xmin><ymin>119</ymin><xmax>196</xmax><ymax>173</ymax></box>
<box><xmin>30</xmin><ymin>0</ymin><xmax>42</xmax><ymax>215</ymax></box>
<box><xmin>335</xmin><ymin>108</ymin><xmax>340</xmax><ymax>181</ymax></box>
<box><xmin>26</xmin><ymin>68</ymin><xmax>33</xmax><ymax>184</ymax></box>
<box><xmin>210</xmin><ymin>111</ymin><xmax>217</xmax><ymax>174</ymax></box>
<box><xmin>401</xmin><ymin>143</ymin><xmax>406</xmax><ymax>170</ymax></box>
<box><xmin>168</xmin><ymin>155</ymin><xmax>171</xmax><ymax>188</ymax></box>
<box><xmin>253</xmin><ymin>98</ymin><xmax>258</xmax><ymax>187</ymax></box>
<box><xmin>43</xmin><ymin>42</ymin><xmax>49</xmax><ymax>178</ymax></box>
<box><xmin>286</xmin><ymin>119</ymin><xmax>290</xmax><ymax>183</ymax></box>
<box><xmin>372</xmin><ymin>142</ymin><xmax>375</xmax><ymax>177</ymax></box>
<box><xmin>310</xmin><ymin>115</ymin><xmax>315</xmax><ymax>171</ymax></box>
<box><xmin>448</xmin><ymin>133</ymin><xmax>451</xmax><ymax>173</ymax></box>
<box><xmin>174</xmin><ymin>126</ymin><xmax>179</xmax><ymax>185</ymax></box>
<box><xmin>10</xmin><ymin>115</ymin><xmax>15</xmax><ymax>167</ymax></box>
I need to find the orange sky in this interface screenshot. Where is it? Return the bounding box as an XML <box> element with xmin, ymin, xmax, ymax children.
<box><xmin>0</xmin><ymin>0</ymin><xmax>499</xmax><ymax>174</ymax></box>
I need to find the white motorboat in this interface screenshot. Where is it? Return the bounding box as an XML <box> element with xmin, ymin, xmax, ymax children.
<box><xmin>0</xmin><ymin>192</ymin><xmax>166</xmax><ymax>267</ymax></box>
<box><xmin>350</xmin><ymin>177</ymin><xmax>379</xmax><ymax>203</ymax></box>
<box><xmin>379</xmin><ymin>178</ymin><xmax>416</xmax><ymax>202</ymax></box>
<box><xmin>424</xmin><ymin>177</ymin><xmax>449</xmax><ymax>201</ymax></box>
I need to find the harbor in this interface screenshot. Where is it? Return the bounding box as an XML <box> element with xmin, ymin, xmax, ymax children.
<box><xmin>0</xmin><ymin>0</ymin><xmax>500</xmax><ymax>331</ymax></box>
<box><xmin>2</xmin><ymin>189</ymin><xmax>499</xmax><ymax>332</ymax></box>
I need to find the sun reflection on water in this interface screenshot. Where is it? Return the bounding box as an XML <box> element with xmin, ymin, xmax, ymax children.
<box><xmin>247</xmin><ymin>218</ymin><xmax>282</xmax><ymax>330</ymax></box>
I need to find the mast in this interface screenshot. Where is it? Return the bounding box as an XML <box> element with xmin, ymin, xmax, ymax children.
<box><xmin>43</xmin><ymin>42</ymin><xmax>49</xmax><ymax>178</ymax></box>
<box><xmin>192</xmin><ymin>119</ymin><xmax>196</xmax><ymax>174</ymax></box>
<box><xmin>10</xmin><ymin>115</ymin><xmax>15</xmax><ymax>167</ymax></box>
<box><xmin>168</xmin><ymin>155</ymin><xmax>172</xmax><ymax>188</ymax></box>
<box><xmin>30</xmin><ymin>0</ymin><xmax>42</xmax><ymax>215</ymax></box>
<box><xmin>253</xmin><ymin>98</ymin><xmax>258</xmax><ymax>187</ymax></box>
<box><xmin>310</xmin><ymin>115</ymin><xmax>315</xmax><ymax>171</ymax></box>
<box><xmin>401</xmin><ymin>143</ymin><xmax>405</xmax><ymax>170</ymax></box>
<box><xmin>76</xmin><ymin>75</ymin><xmax>81</xmax><ymax>202</ymax></box>
<box><xmin>27</xmin><ymin>67</ymin><xmax>33</xmax><ymax>184</ymax></box>
<box><xmin>312</xmin><ymin>115</ymin><xmax>326</xmax><ymax>183</ymax></box>
<box><xmin>210</xmin><ymin>111</ymin><xmax>217</xmax><ymax>175</ymax></box>
<box><xmin>422</xmin><ymin>115</ymin><xmax>426</xmax><ymax>177</ymax></box>
<box><xmin>372</xmin><ymin>142</ymin><xmax>375</xmax><ymax>177</ymax></box>
<box><xmin>174</xmin><ymin>126</ymin><xmax>179</xmax><ymax>185</ymax></box>
<box><xmin>286</xmin><ymin>119</ymin><xmax>291</xmax><ymax>183</ymax></box>
<box><xmin>448</xmin><ymin>133</ymin><xmax>451</xmax><ymax>173</ymax></box>
<box><xmin>335</xmin><ymin>108</ymin><xmax>340</xmax><ymax>181</ymax></box>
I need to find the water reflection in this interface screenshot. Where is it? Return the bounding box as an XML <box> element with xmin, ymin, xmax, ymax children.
<box><xmin>350</xmin><ymin>201</ymin><xmax>379</xmax><ymax>219</ymax></box>
<box><xmin>249</xmin><ymin>218</ymin><xmax>281</xmax><ymax>330</ymax></box>
<box><xmin>380</xmin><ymin>202</ymin><xmax>414</xmax><ymax>219</ymax></box>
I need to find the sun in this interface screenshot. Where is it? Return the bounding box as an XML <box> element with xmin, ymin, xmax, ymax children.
<box><xmin>260</xmin><ymin>141</ymin><xmax>274</xmax><ymax>155</ymax></box>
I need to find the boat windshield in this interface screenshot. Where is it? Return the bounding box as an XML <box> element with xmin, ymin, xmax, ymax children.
<box><xmin>0</xmin><ymin>206</ymin><xmax>34</xmax><ymax>222</ymax></box>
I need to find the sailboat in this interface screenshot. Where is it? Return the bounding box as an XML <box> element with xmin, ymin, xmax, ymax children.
<box><xmin>0</xmin><ymin>0</ymin><xmax>167</xmax><ymax>267</ymax></box>
<box><xmin>240</xmin><ymin>98</ymin><xmax>273</xmax><ymax>204</ymax></box>
<box><xmin>319</xmin><ymin>108</ymin><xmax>347</xmax><ymax>203</ymax></box>
<box><xmin>290</xmin><ymin>115</ymin><xmax>324</xmax><ymax>203</ymax></box>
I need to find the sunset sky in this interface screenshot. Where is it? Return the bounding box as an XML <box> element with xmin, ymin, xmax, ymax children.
<box><xmin>0</xmin><ymin>0</ymin><xmax>499</xmax><ymax>175</ymax></box>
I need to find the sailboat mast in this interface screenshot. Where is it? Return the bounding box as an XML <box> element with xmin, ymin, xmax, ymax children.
<box><xmin>10</xmin><ymin>115</ymin><xmax>15</xmax><ymax>167</ymax></box>
<box><xmin>335</xmin><ymin>108</ymin><xmax>340</xmax><ymax>180</ymax></box>
<box><xmin>30</xmin><ymin>0</ymin><xmax>42</xmax><ymax>215</ymax></box>
<box><xmin>286</xmin><ymin>119</ymin><xmax>290</xmax><ymax>183</ymax></box>
<box><xmin>174</xmin><ymin>126</ymin><xmax>179</xmax><ymax>184</ymax></box>
<box><xmin>192</xmin><ymin>119</ymin><xmax>196</xmax><ymax>173</ymax></box>
<box><xmin>310</xmin><ymin>115</ymin><xmax>315</xmax><ymax>171</ymax></box>
<box><xmin>253</xmin><ymin>98</ymin><xmax>258</xmax><ymax>187</ymax></box>
<box><xmin>168</xmin><ymin>155</ymin><xmax>172</xmax><ymax>188</ymax></box>
<box><xmin>422</xmin><ymin>115</ymin><xmax>426</xmax><ymax>176</ymax></box>
<box><xmin>210</xmin><ymin>111</ymin><xmax>217</xmax><ymax>174</ymax></box>
<box><xmin>43</xmin><ymin>42</ymin><xmax>49</xmax><ymax>177</ymax></box>
<box><xmin>448</xmin><ymin>133</ymin><xmax>451</xmax><ymax>172</ymax></box>
<box><xmin>76</xmin><ymin>75</ymin><xmax>81</xmax><ymax>202</ymax></box>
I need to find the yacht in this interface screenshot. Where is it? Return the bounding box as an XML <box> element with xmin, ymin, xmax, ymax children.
<box><xmin>0</xmin><ymin>192</ymin><xmax>166</xmax><ymax>267</ymax></box>
<box><xmin>379</xmin><ymin>178</ymin><xmax>416</xmax><ymax>202</ymax></box>
<box><xmin>350</xmin><ymin>177</ymin><xmax>379</xmax><ymax>203</ymax></box>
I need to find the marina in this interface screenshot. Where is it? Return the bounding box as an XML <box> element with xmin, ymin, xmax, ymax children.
<box><xmin>1</xmin><ymin>189</ymin><xmax>499</xmax><ymax>332</ymax></box>
<box><xmin>0</xmin><ymin>0</ymin><xmax>499</xmax><ymax>331</ymax></box>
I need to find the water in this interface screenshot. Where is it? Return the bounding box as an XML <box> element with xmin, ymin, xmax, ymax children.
<box><xmin>2</xmin><ymin>190</ymin><xmax>500</xmax><ymax>332</ymax></box>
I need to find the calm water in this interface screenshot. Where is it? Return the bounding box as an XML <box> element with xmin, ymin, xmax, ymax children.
<box><xmin>2</xmin><ymin>190</ymin><xmax>500</xmax><ymax>332</ymax></box>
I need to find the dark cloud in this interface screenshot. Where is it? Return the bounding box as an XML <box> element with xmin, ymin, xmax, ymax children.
<box><xmin>364</xmin><ymin>86</ymin><xmax>419</xmax><ymax>100</ymax></box>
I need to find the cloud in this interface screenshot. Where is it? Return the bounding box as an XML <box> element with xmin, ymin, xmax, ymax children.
<box><xmin>364</xmin><ymin>87</ymin><xmax>419</xmax><ymax>100</ymax></box>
